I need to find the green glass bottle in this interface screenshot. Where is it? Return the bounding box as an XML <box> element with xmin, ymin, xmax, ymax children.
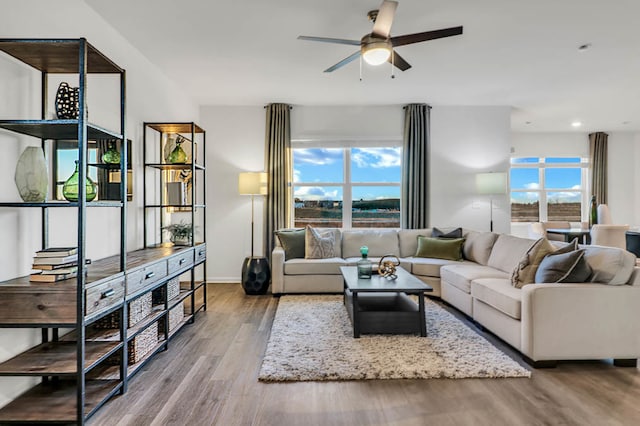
<box><xmin>167</xmin><ymin>136</ymin><xmax>187</xmax><ymax>164</ymax></box>
<box><xmin>589</xmin><ymin>195</ymin><xmax>597</xmax><ymax>228</ymax></box>
<box><xmin>357</xmin><ymin>246</ymin><xmax>372</xmax><ymax>279</ymax></box>
<box><xmin>62</xmin><ymin>161</ymin><xmax>97</xmax><ymax>202</ymax></box>
<box><xmin>101</xmin><ymin>141</ymin><xmax>120</xmax><ymax>164</ymax></box>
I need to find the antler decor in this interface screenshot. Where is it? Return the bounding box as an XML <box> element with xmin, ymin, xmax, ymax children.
<box><xmin>377</xmin><ymin>254</ymin><xmax>400</xmax><ymax>280</ymax></box>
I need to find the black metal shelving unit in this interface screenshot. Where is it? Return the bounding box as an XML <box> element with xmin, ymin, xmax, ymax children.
<box><xmin>142</xmin><ymin>121</ymin><xmax>207</xmax><ymax>330</ymax></box>
<box><xmin>0</xmin><ymin>38</ymin><xmax>127</xmax><ymax>425</ymax></box>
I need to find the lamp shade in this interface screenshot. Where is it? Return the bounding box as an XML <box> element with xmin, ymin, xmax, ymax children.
<box><xmin>476</xmin><ymin>172</ymin><xmax>507</xmax><ymax>195</ymax></box>
<box><xmin>238</xmin><ymin>172</ymin><xmax>267</xmax><ymax>195</ymax></box>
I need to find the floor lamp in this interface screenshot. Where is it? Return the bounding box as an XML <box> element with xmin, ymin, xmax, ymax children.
<box><xmin>238</xmin><ymin>172</ymin><xmax>270</xmax><ymax>295</ymax></box>
<box><xmin>476</xmin><ymin>172</ymin><xmax>507</xmax><ymax>232</ymax></box>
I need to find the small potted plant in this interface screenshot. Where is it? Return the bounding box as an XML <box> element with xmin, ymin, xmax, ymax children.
<box><xmin>162</xmin><ymin>221</ymin><xmax>193</xmax><ymax>246</ymax></box>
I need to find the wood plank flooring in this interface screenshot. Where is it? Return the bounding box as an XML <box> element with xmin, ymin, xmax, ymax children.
<box><xmin>89</xmin><ymin>283</ymin><xmax>640</xmax><ymax>426</ymax></box>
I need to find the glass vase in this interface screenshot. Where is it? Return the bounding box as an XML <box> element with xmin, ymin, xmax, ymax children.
<box><xmin>62</xmin><ymin>161</ymin><xmax>97</xmax><ymax>202</ymax></box>
<box><xmin>167</xmin><ymin>138</ymin><xmax>187</xmax><ymax>164</ymax></box>
<box><xmin>357</xmin><ymin>246</ymin><xmax>372</xmax><ymax>279</ymax></box>
<box><xmin>101</xmin><ymin>141</ymin><xmax>121</xmax><ymax>164</ymax></box>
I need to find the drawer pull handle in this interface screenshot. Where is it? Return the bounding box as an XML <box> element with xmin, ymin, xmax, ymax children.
<box><xmin>198</xmin><ymin>250</ymin><xmax>204</xmax><ymax>256</ymax></box>
<box><xmin>145</xmin><ymin>271</ymin><xmax>155</xmax><ymax>279</ymax></box>
<box><xmin>101</xmin><ymin>289</ymin><xmax>115</xmax><ymax>299</ymax></box>
<box><xmin>179</xmin><ymin>258</ymin><xmax>186</xmax><ymax>265</ymax></box>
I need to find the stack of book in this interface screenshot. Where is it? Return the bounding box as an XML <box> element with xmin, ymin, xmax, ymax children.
<box><xmin>30</xmin><ymin>247</ymin><xmax>80</xmax><ymax>282</ymax></box>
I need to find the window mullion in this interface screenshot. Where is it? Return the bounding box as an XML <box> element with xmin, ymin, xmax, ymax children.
<box><xmin>344</xmin><ymin>148</ymin><xmax>352</xmax><ymax>229</ymax></box>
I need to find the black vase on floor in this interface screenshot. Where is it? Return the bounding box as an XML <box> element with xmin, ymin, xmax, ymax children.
<box><xmin>242</xmin><ymin>257</ymin><xmax>270</xmax><ymax>295</ymax></box>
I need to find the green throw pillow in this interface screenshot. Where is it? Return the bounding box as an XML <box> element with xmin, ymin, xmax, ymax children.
<box><xmin>275</xmin><ymin>229</ymin><xmax>305</xmax><ymax>260</ymax></box>
<box><xmin>415</xmin><ymin>236</ymin><xmax>465</xmax><ymax>261</ymax></box>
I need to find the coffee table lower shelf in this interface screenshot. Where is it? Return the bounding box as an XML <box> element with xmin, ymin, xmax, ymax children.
<box><xmin>344</xmin><ymin>290</ymin><xmax>426</xmax><ymax>338</ymax></box>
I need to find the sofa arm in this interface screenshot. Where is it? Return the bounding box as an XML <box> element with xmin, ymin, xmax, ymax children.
<box><xmin>521</xmin><ymin>283</ymin><xmax>640</xmax><ymax>361</ymax></box>
<box><xmin>271</xmin><ymin>247</ymin><xmax>285</xmax><ymax>295</ymax></box>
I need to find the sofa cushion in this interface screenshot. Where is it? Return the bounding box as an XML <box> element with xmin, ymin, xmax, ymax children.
<box><xmin>275</xmin><ymin>229</ymin><xmax>305</xmax><ymax>260</ymax></box>
<box><xmin>305</xmin><ymin>226</ymin><xmax>336</xmax><ymax>259</ymax></box>
<box><xmin>411</xmin><ymin>257</ymin><xmax>472</xmax><ymax>277</ymax></box>
<box><xmin>432</xmin><ymin>227</ymin><xmax>463</xmax><ymax>239</ymax></box>
<box><xmin>342</xmin><ymin>229</ymin><xmax>399</xmax><ymax>258</ymax></box>
<box><xmin>487</xmin><ymin>234</ymin><xmax>537</xmax><ymax>273</ymax></box>
<box><xmin>441</xmin><ymin>264</ymin><xmax>509</xmax><ymax>294</ymax></box>
<box><xmin>511</xmin><ymin>238</ymin><xmax>555</xmax><ymax>288</ymax></box>
<box><xmin>471</xmin><ymin>278</ymin><xmax>522</xmax><ymax>320</ymax></box>
<box><xmin>535</xmin><ymin>249</ymin><xmax>592</xmax><ymax>283</ymax></box>
<box><xmin>583</xmin><ymin>246</ymin><xmax>636</xmax><ymax>285</ymax></box>
<box><xmin>415</xmin><ymin>236</ymin><xmax>465</xmax><ymax>261</ymax></box>
<box><xmin>284</xmin><ymin>257</ymin><xmax>347</xmax><ymax>275</ymax></box>
<box><xmin>398</xmin><ymin>229</ymin><xmax>431</xmax><ymax>258</ymax></box>
<box><xmin>462</xmin><ymin>231</ymin><xmax>499</xmax><ymax>266</ymax></box>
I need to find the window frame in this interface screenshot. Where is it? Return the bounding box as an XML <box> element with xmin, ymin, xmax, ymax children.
<box><xmin>291</xmin><ymin>140</ymin><xmax>402</xmax><ymax>229</ymax></box>
<box><xmin>510</xmin><ymin>157</ymin><xmax>589</xmax><ymax>223</ymax></box>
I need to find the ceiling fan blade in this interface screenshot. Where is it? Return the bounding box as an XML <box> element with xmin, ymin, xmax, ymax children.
<box><xmin>389</xmin><ymin>50</ymin><xmax>411</xmax><ymax>71</ymax></box>
<box><xmin>371</xmin><ymin>0</ymin><xmax>398</xmax><ymax>38</ymax></box>
<box><xmin>324</xmin><ymin>51</ymin><xmax>361</xmax><ymax>73</ymax></box>
<box><xmin>298</xmin><ymin>35</ymin><xmax>360</xmax><ymax>46</ymax></box>
<box><xmin>391</xmin><ymin>26</ymin><xmax>463</xmax><ymax>47</ymax></box>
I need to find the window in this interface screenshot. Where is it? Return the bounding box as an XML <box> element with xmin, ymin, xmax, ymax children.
<box><xmin>293</xmin><ymin>147</ymin><xmax>401</xmax><ymax>228</ymax></box>
<box><xmin>510</xmin><ymin>157</ymin><xmax>587</xmax><ymax>222</ymax></box>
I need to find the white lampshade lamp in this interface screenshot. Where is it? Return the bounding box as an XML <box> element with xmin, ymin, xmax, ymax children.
<box><xmin>476</xmin><ymin>172</ymin><xmax>507</xmax><ymax>232</ymax></box>
<box><xmin>238</xmin><ymin>171</ymin><xmax>270</xmax><ymax>295</ymax></box>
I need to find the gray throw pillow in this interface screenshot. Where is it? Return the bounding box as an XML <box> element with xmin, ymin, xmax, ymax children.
<box><xmin>305</xmin><ymin>225</ymin><xmax>336</xmax><ymax>259</ymax></box>
<box><xmin>535</xmin><ymin>249</ymin><xmax>592</xmax><ymax>283</ymax></box>
<box><xmin>275</xmin><ymin>229</ymin><xmax>305</xmax><ymax>260</ymax></box>
<box><xmin>432</xmin><ymin>227</ymin><xmax>463</xmax><ymax>239</ymax></box>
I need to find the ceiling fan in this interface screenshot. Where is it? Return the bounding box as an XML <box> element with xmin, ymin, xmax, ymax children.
<box><xmin>298</xmin><ymin>0</ymin><xmax>463</xmax><ymax>73</ymax></box>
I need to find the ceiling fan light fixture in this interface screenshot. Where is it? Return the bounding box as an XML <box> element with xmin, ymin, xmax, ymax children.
<box><xmin>362</xmin><ymin>41</ymin><xmax>391</xmax><ymax>65</ymax></box>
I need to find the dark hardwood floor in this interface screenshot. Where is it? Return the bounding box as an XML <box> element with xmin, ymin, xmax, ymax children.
<box><xmin>89</xmin><ymin>283</ymin><xmax>640</xmax><ymax>426</ymax></box>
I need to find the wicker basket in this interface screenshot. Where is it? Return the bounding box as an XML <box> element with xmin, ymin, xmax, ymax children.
<box><xmin>94</xmin><ymin>292</ymin><xmax>152</xmax><ymax>329</ymax></box>
<box><xmin>159</xmin><ymin>301</ymin><xmax>185</xmax><ymax>333</ymax></box>
<box><xmin>152</xmin><ymin>277</ymin><xmax>180</xmax><ymax>305</ymax></box>
<box><xmin>129</xmin><ymin>321</ymin><xmax>159</xmax><ymax>364</ymax></box>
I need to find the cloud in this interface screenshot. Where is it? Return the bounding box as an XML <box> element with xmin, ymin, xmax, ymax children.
<box><xmin>294</xmin><ymin>148</ymin><xmax>342</xmax><ymax>166</ymax></box>
<box><xmin>294</xmin><ymin>186</ymin><xmax>339</xmax><ymax>200</ymax></box>
<box><xmin>523</xmin><ymin>182</ymin><xmax>540</xmax><ymax>190</ymax></box>
<box><xmin>352</xmin><ymin>147</ymin><xmax>401</xmax><ymax>169</ymax></box>
<box><xmin>293</xmin><ymin>168</ymin><xmax>301</xmax><ymax>183</ymax></box>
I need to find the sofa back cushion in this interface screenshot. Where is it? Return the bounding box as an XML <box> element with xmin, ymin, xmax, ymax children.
<box><xmin>583</xmin><ymin>245</ymin><xmax>636</xmax><ymax>285</ymax></box>
<box><xmin>463</xmin><ymin>231</ymin><xmax>499</xmax><ymax>265</ymax></box>
<box><xmin>487</xmin><ymin>234</ymin><xmax>537</xmax><ymax>273</ymax></box>
<box><xmin>398</xmin><ymin>229</ymin><xmax>431</xmax><ymax>257</ymax></box>
<box><xmin>342</xmin><ymin>229</ymin><xmax>399</xmax><ymax>258</ymax></box>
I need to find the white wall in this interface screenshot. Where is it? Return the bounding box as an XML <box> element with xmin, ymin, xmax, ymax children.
<box><xmin>511</xmin><ymin>131</ymin><xmax>640</xmax><ymax>227</ymax></box>
<box><xmin>430</xmin><ymin>106</ymin><xmax>512</xmax><ymax>233</ymax></box>
<box><xmin>0</xmin><ymin>0</ymin><xmax>199</xmax><ymax>408</ymax></box>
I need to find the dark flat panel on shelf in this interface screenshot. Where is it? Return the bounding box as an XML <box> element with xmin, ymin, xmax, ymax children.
<box><xmin>0</xmin><ymin>379</ymin><xmax>120</xmax><ymax>422</ymax></box>
<box><xmin>146</xmin><ymin>122</ymin><xmax>204</xmax><ymax>134</ymax></box>
<box><xmin>145</xmin><ymin>163</ymin><xmax>204</xmax><ymax>170</ymax></box>
<box><xmin>0</xmin><ymin>341</ymin><xmax>121</xmax><ymax>375</ymax></box>
<box><xmin>0</xmin><ymin>39</ymin><xmax>123</xmax><ymax>73</ymax></box>
<box><xmin>0</xmin><ymin>120</ymin><xmax>123</xmax><ymax>140</ymax></box>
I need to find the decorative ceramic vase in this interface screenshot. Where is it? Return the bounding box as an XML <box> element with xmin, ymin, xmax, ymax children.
<box><xmin>102</xmin><ymin>141</ymin><xmax>121</xmax><ymax>164</ymax></box>
<box><xmin>55</xmin><ymin>82</ymin><xmax>79</xmax><ymax>119</ymax></box>
<box><xmin>62</xmin><ymin>161</ymin><xmax>97</xmax><ymax>202</ymax></box>
<box><xmin>14</xmin><ymin>146</ymin><xmax>48</xmax><ymax>202</ymax></box>
<box><xmin>167</xmin><ymin>137</ymin><xmax>187</xmax><ymax>164</ymax></box>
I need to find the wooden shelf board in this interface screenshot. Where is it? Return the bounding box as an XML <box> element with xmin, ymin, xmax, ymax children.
<box><xmin>146</xmin><ymin>122</ymin><xmax>204</xmax><ymax>134</ymax></box>
<box><xmin>0</xmin><ymin>379</ymin><xmax>121</xmax><ymax>423</ymax></box>
<box><xmin>93</xmin><ymin>339</ymin><xmax>168</xmax><ymax>381</ymax></box>
<box><xmin>127</xmin><ymin>307</ymin><xmax>165</xmax><ymax>341</ymax></box>
<box><xmin>0</xmin><ymin>38</ymin><xmax>124</xmax><ymax>73</ymax></box>
<box><xmin>0</xmin><ymin>120</ymin><xmax>123</xmax><ymax>140</ymax></box>
<box><xmin>168</xmin><ymin>315</ymin><xmax>193</xmax><ymax>340</ymax></box>
<box><xmin>0</xmin><ymin>200</ymin><xmax>123</xmax><ymax>208</ymax></box>
<box><xmin>168</xmin><ymin>290</ymin><xmax>193</xmax><ymax>310</ymax></box>
<box><xmin>0</xmin><ymin>341</ymin><xmax>121</xmax><ymax>376</ymax></box>
<box><xmin>145</xmin><ymin>163</ymin><xmax>204</xmax><ymax>170</ymax></box>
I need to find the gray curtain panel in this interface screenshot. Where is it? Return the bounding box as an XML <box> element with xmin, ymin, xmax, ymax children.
<box><xmin>401</xmin><ymin>104</ymin><xmax>431</xmax><ymax>229</ymax></box>
<box><xmin>589</xmin><ymin>132</ymin><xmax>608</xmax><ymax>205</ymax></box>
<box><xmin>264</xmin><ymin>103</ymin><xmax>291</xmax><ymax>261</ymax></box>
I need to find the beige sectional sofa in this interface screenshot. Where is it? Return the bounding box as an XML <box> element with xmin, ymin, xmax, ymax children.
<box><xmin>272</xmin><ymin>227</ymin><xmax>640</xmax><ymax>367</ymax></box>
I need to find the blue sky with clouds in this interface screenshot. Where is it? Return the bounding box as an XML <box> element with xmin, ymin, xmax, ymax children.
<box><xmin>293</xmin><ymin>148</ymin><xmax>401</xmax><ymax>200</ymax></box>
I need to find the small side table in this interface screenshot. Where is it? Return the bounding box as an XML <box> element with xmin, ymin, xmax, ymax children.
<box><xmin>241</xmin><ymin>257</ymin><xmax>270</xmax><ymax>295</ymax></box>
<box><xmin>546</xmin><ymin>228</ymin><xmax>591</xmax><ymax>245</ymax></box>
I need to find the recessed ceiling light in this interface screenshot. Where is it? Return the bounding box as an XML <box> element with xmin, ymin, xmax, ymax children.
<box><xmin>571</xmin><ymin>121</ymin><xmax>582</xmax><ymax>128</ymax></box>
<box><xmin>622</xmin><ymin>121</ymin><xmax>630</xmax><ymax>125</ymax></box>
<box><xmin>578</xmin><ymin>43</ymin><xmax>592</xmax><ymax>51</ymax></box>
<box><xmin>525</xmin><ymin>121</ymin><xmax>532</xmax><ymax>125</ymax></box>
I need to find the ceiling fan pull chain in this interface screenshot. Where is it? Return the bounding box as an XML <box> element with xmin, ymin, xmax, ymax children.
<box><xmin>391</xmin><ymin>50</ymin><xmax>395</xmax><ymax>79</ymax></box>
<box><xmin>359</xmin><ymin>55</ymin><xmax>363</xmax><ymax>81</ymax></box>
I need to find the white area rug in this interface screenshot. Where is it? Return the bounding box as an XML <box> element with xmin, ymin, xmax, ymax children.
<box><xmin>259</xmin><ymin>295</ymin><xmax>531</xmax><ymax>381</ymax></box>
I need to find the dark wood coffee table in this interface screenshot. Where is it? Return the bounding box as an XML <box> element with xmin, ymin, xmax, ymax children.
<box><xmin>340</xmin><ymin>266</ymin><xmax>433</xmax><ymax>338</ymax></box>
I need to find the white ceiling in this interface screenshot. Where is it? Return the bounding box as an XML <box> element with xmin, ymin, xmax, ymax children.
<box><xmin>86</xmin><ymin>0</ymin><xmax>640</xmax><ymax>132</ymax></box>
